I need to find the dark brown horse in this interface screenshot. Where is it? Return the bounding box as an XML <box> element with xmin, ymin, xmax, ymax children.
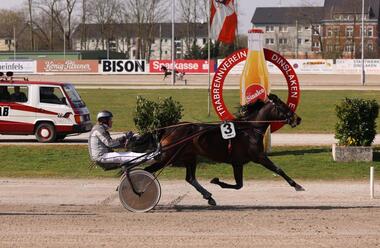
<box><xmin>145</xmin><ymin>94</ymin><xmax>304</xmax><ymax>206</ymax></box>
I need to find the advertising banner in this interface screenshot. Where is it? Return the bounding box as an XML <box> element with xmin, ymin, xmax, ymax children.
<box><xmin>0</xmin><ymin>61</ymin><xmax>36</xmax><ymax>74</ymax></box>
<box><xmin>37</xmin><ymin>60</ymin><xmax>98</xmax><ymax>73</ymax></box>
<box><xmin>335</xmin><ymin>59</ymin><xmax>380</xmax><ymax>74</ymax></box>
<box><xmin>150</xmin><ymin>60</ymin><xmax>215</xmax><ymax>74</ymax></box>
<box><xmin>289</xmin><ymin>59</ymin><xmax>334</xmax><ymax>74</ymax></box>
<box><xmin>219</xmin><ymin>59</ymin><xmax>335</xmax><ymax>74</ymax></box>
<box><xmin>101</xmin><ymin>60</ymin><xmax>147</xmax><ymax>74</ymax></box>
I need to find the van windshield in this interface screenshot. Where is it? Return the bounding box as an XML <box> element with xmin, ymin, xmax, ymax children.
<box><xmin>63</xmin><ymin>84</ymin><xmax>86</xmax><ymax>108</ymax></box>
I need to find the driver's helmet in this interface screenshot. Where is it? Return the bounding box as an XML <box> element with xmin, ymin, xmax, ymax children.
<box><xmin>97</xmin><ymin>110</ymin><xmax>113</xmax><ymax>122</ymax></box>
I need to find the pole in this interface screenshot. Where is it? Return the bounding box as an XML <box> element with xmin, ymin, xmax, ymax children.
<box><xmin>13</xmin><ymin>26</ymin><xmax>16</xmax><ymax>60</ymax></box>
<box><xmin>171</xmin><ymin>0</ymin><xmax>176</xmax><ymax>85</ymax></box>
<box><xmin>107</xmin><ymin>39</ymin><xmax>110</xmax><ymax>60</ymax></box>
<box><xmin>295</xmin><ymin>20</ymin><xmax>298</xmax><ymax>59</ymax></box>
<box><xmin>361</xmin><ymin>0</ymin><xmax>365</xmax><ymax>85</ymax></box>
<box><xmin>63</xmin><ymin>28</ymin><xmax>66</xmax><ymax>60</ymax></box>
<box><xmin>207</xmin><ymin>0</ymin><xmax>211</xmax><ymax>116</ymax></box>
<box><xmin>370</xmin><ymin>166</ymin><xmax>375</xmax><ymax>199</ymax></box>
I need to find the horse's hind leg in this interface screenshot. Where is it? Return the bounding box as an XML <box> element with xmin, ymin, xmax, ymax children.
<box><xmin>210</xmin><ymin>163</ymin><xmax>243</xmax><ymax>190</ymax></box>
<box><xmin>258</xmin><ymin>155</ymin><xmax>305</xmax><ymax>191</ymax></box>
<box><xmin>186</xmin><ymin>161</ymin><xmax>216</xmax><ymax>206</ymax></box>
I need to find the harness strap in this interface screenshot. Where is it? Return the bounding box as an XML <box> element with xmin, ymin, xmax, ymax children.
<box><xmin>228</xmin><ymin>139</ymin><xmax>232</xmax><ymax>155</ymax></box>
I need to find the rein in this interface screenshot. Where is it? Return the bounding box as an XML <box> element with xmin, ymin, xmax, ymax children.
<box><xmin>150</xmin><ymin>119</ymin><xmax>287</xmax><ymax>133</ymax></box>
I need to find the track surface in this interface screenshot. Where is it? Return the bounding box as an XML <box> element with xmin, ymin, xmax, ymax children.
<box><xmin>1</xmin><ymin>179</ymin><xmax>380</xmax><ymax>247</ymax></box>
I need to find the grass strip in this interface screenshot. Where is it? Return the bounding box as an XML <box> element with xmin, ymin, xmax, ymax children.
<box><xmin>1</xmin><ymin>145</ymin><xmax>379</xmax><ymax>180</ymax></box>
<box><xmin>78</xmin><ymin>89</ymin><xmax>380</xmax><ymax>133</ymax></box>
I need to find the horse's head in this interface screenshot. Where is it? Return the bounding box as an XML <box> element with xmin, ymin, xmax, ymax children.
<box><xmin>267</xmin><ymin>94</ymin><xmax>301</xmax><ymax>128</ymax></box>
<box><xmin>239</xmin><ymin>94</ymin><xmax>301</xmax><ymax>128</ymax></box>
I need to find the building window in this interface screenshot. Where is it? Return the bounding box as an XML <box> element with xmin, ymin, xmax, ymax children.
<box><xmin>312</xmin><ymin>41</ymin><xmax>320</xmax><ymax>48</ymax></box>
<box><xmin>304</xmin><ymin>39</ymin><xmax>310</xmax><ymax>43</ymax></box>
<box><xmin>327</xmin><ymin>28</ymin><xmax>333</xmax><ymax>37</ymax></box>
<box><xmin>265</xmin><ymin>38</ymin><xmax>274</xmax><ymax>45</ymax></box>
<box><xmin>344</xmin><ymin>44</ymin><xmax>354</xmax><ymax>52</ymax></box>
<box><xmin>367</xmin><ymin>27</ymin><xmax>373</xmax><ymax>37</ymax></box>
<box><xmin>279</xmin><ymin>25</ymin><xmax>288</xmax><ymax>32</ymax></box>
<box><xmin>346</xmin><ymin>27</ymin><xmax>354</xmax><ymax>37</ymax></box>
<box><xmin>333</xmin><ymin>28</ymin><xmax>340</xmax><ymax>36</ymax></box>
<box><xmin>279</xmin><ymin>38</ymin><xmax>288</xmax><ymax>45</ymax></box>
<box><xmin>327</xmin><ymin>45</ymin><xmax>334</xmax><ymax>52</ymax></box>
<box><xmin>297</xmin><ymin>38</ymin><xmax>302</xmax><ymax>45</ymax></box>
<box><xmin>265</xmin><ymin>25</ymin><xmax>274</xmax><ymax>32</ymax></box>
<box><xmin>297</xmin><ymin>26</ymin><xmax>302</xmax><ymax>32</ymax></box>
<box><xmin>304</xmin><ymin>26</ymin><xmax>310</xmax><ymax>31</ymax></box>
<box><xmin>368</xmin><ymin>43</ymin><xmax>373</xmax><ymax>51</ymax></box>
<box><xmin>312</xmin><ymin>25</ymin><xmax>320</xmax><ymax>35</ymax></box>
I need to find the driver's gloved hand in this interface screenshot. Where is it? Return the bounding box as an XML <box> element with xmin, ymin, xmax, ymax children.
<box><xmin>125</xmin><ymin>131</ymin><xmax>134</xmax><ymax>140</ymax></box>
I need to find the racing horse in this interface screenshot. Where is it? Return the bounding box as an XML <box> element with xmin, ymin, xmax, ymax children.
<box><xmin>145</xmin><ymin>94</ymin><xmax>304</xmax><ymax>206</ymax></box>
<box><xmin>161</xmin><ymin>65</ymin><xmax>185</xmax><ymax>81</ymax></box>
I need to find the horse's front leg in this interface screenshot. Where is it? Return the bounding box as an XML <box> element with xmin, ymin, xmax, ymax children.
<box><xmin>257</xmin><ymin>155</ymin><xmax>305</xmax><ymax>191</ymax></box>
<box><xmin>186</xmin><ymin>160</ymin><xmax>216</xmax><ymax>206</ymax></box>
<box><xmin>210</xmin><ymin>163</ymin><xmax>243</xmax><ymax>190</ymax></box>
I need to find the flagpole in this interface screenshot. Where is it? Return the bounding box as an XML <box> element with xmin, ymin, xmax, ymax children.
<box><xmin>171</xmin><ymin>0</ymin><xmax>176</xmax><ymax>85</ymax></box>
<box><xmin>208</xmin><ymin>0</ymin><xmax>211</xmax><ymax>116</ymax></box>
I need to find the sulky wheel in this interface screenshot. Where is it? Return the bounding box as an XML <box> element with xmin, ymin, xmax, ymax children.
<box><xmin>118</xmin><ymin>169</ymin><xmax>161</xmax><ymax>213</ymax></box>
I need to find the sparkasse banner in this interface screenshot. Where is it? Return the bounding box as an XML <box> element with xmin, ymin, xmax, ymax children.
<box><xmin>0</xmin><ymin>61</ymin><xmax>36</xmax><ymax>74</ymax></box>
<box><xmin>150</xmin><ymin>60</ymin><xmax>215</xmax><ymax>74</ymax></box>
<box><xmin>101</xmin><ymin>60</ymin><xmax>147</xmax><ymax>74</ymax></box>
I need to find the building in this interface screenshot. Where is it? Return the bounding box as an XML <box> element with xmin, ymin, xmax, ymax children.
<box><xmin>0</xmin><ymin>32</ymin><xmax>14</xmax><ymax>52</ymax></box>
<box><xmin>71</xmin><ymin>23</ymin><xmax>208</xmax><ymax>60</ymax></box>
<box><xmin>251</xmin><ymin>0</ymin><xmax>380</xmax><ymax>59</ymax></box>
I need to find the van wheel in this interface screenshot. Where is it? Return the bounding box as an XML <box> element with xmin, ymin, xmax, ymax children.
<box><xmin>35</xmin><ymin>123</ymin><xmax>56</xmax><ymax>143</ymax></box>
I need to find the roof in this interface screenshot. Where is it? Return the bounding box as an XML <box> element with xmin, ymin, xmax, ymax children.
<box><xmin>72</xmin><ymin>23</ymin><xmax>208</xmax><ymax>40</ymax></box>
<box><xmin>251</xmin><ymin>0</ymin><xmax>380</xmax><ymax>25</ymax></box>
<box><xmin>251</xmin><ymin>7</ymin><xmax>325</xmax><ymax>25</ymax></box>
<box><xmin>0</xmin><ymin>79</ymin><xmax>67</xmax><ymax>86</ymax></box>
<box><xmin>324</xmin><ymin>0</ymin><xmax>379</xmax><ymax>19</ymax></box>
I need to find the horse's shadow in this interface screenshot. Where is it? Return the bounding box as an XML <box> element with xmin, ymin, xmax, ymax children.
<box><xmin>155</xmin><ymin>204</ymin><xmax>380</xmax><ymax>212</ymax></box>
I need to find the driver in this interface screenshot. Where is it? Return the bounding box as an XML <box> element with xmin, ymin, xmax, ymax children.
<box><xmin>88</xmin><ymin>110</ymin><xmax>155</xmax><ymax>168</ymax></box>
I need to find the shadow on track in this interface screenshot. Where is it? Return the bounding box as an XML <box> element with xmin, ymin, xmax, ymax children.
<box><xmin>154</xmin><ymin>204</ymin><xmax>380</xmax><ymax>212</ymax></box>
<box><xmin>0</xmin><ymin>212</ymin><xmax>96</xmax><ymax>216</ymax></box>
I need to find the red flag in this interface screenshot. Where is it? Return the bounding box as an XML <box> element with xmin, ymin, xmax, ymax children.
<box><xmin>210</xmin><ymin>0</ymin><xmax>238</xmax><ymax>44</ymax></box>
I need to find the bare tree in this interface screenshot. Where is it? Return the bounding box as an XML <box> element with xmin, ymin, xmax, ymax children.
<box><xmin>87</xmin><ymin>0</ymin><xmax>124</xmax><ymax>50</ymax></box>
<box><xmin>27</xmin><ymin>0</ymin><xmax>35</xmax><ymax>50</ymax></box>
<box><xmin>35</xmin><ymin>0</ymin><xmax>61</xmax><ymax>50</ymax></box>
<box><xmin>124</xmin><ymin>0</ymin><xmax>169</xmax><ymax>59</ymax></box>
<box><xmin>0</xmin><ymin>10</ymin><xmax>28</xmax><ymax>51</ymax></box>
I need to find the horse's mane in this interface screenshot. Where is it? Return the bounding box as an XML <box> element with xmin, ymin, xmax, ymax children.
<box><xmin>235</xmin><ymin>99</ymin><xmax>266</xmax><ymax>120</ymax></box>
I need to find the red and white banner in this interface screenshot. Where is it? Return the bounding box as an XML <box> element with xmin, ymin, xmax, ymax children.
<box><xmin>210</xmin><ymin>0</ymin><xmax>237</xmax><ymax>44</ymax></box>
<box><xmin>149</xmin><ymin>60</ymin><xmax>215</xmax><ymax>74</ymax></box>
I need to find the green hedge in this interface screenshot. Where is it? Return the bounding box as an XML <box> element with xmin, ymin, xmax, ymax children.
<box><xmin>133</xmin><ymin>96</ymin><xmax>184</xmax><ymax>133</ymax></box>
<box><xmin>335</xmin><ymin>98</ymin><xmax>379</xmax><ymax>146</ymax></box>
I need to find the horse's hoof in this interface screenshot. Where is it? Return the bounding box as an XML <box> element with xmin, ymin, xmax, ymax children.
<box><xmin>295</xmin><ymin>185</ymin><xmax>305</xmax><ymax>191</ymax></box>
<box><xmin>208</xmin><ymin>197</ymin><xmax>217</xmax><ymax>206</ymax></box>
<box><xmin>210</xmin><ymin>178</ymin><xmax>219</xmax><ymax>184</ymax></box>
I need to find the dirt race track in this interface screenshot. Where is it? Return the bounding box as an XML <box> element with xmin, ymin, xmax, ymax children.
<box><xmin>1</xmin><ymin>179</ymin><xmax>380</xmax><ymax>247</ymax></box>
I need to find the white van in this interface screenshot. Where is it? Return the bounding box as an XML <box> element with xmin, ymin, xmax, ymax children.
<box><xmin>0</xmin><ymin>75</ymin><xmax>92</xmax><ymax>142</ymax></box>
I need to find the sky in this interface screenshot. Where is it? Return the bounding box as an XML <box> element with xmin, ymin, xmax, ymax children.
<box><xmin>1</xmin><ymin>0</ymin><xmax>325</xmax><ymax>34</ymax></box>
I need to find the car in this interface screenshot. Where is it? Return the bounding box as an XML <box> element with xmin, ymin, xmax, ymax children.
<box><xmin>0</xmin><ymin>72</ymin><xmax>92</xmax><ymax>142</ymax></box>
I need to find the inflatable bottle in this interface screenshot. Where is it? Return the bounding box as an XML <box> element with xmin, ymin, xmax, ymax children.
<box><xmin>239</xmin><ymin>28</ymin><xmax>271</xmax><ymax>151</ymax></box>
